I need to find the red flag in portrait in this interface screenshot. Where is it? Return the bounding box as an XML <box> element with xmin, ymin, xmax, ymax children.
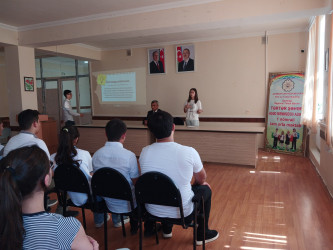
<box><xmin>159</xmin><ymin>49</ymin><xmax>165</xmax><ymax>69</ymax></box>
<box><xmin>177</xmin><ymin>46</ymin><xmax>183</xmax><ymax>62</ymax></box>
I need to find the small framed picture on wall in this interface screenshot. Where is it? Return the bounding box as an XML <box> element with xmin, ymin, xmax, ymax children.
<box><xmin>176</xmin><ymin>44</ymin><xmax>195</xmax><ymax>73</ymax></box>
<box><xmin>148</xmin><ymin>48</ymin><xmax>165</xmax><ymax>74</ymax></box>
<box><xmin>24</xmin><ymin>77</ymin><xmax>34</xmax><ymax>91</ymax></box>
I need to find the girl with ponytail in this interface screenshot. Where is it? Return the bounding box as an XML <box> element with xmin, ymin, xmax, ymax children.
<box><xmin>0</xmin><ymin>146</ymin><xmax>98</xmax><ymax>250</ymax></box>
<box><xmin>52</xmin><ymin>126</ymin><xmax>105</xmax><ymax>227</ymax></box>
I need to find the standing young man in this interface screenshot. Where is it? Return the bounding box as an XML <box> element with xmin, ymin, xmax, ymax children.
<box><xmin>63</xmin><ymin>90</ymin><xmax>83</xmax><ymax>126</ymax></box>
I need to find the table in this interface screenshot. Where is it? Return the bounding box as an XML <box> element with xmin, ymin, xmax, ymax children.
<box><xmin>76</xmin><ymin>121</ymin><xmax>265</xmax><ymax>167</ymax></box>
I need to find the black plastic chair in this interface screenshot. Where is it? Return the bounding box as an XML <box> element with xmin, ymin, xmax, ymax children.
<box><xmin>135</xmin><ymin>171</ymin><xmax>205</xmax><ymax>250</ymax></box>
<box><xmin>173</xmin><ymin>117</ymin><xmax>185</xmax><ymax>125</ymax></box>
<box><xmin>53</xmin><ymin>164</ymin><xmax>101</xmax><ymax>229</ymax></box>
<box><xmin>91</xmin><ymin>167</ymin><xmax>137</xmax><ymax>250</ymax></box>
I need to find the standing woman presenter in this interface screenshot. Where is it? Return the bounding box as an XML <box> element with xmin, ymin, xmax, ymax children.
<box><xmin>184</xmin><ymin>88</ymin><xmax>203</xmax><ymax>126</ymax></box>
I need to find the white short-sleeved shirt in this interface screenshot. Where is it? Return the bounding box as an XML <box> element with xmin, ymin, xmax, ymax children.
<box><xmin>51</xmin><ymin>148</ymin><xmax>93</xmax><ymax>206</ymax></box>
<box><xmin>0</xmin><ymin>144</ymin><xmax>4</xmax><ymax>160</ymax></box>
<box><xmin>184</xmin><ymin>100</ymin><xmax>202</xmax><ymax>121</ymax></box>
<box><xmin>139</xmin><ymin>142</ymin><xmax>203</xmax><ymax>218</ymax></box>
<box><xmin>3</xmin><ymin>132</ymin><xmax>50</xmax><ymax>159</ymax></box>
<box><xmin>92</xmin><ymin>142</ymin><xmax>139</xmax><ymax>213</ymax></box>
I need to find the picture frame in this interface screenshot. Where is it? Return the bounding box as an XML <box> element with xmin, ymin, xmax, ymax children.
<box><xmin>24</xmin><ymin>77</ymin><xmax>34</xmax><ymax>91</ymax></box>
<box><xmin>148</xmin><ymin>48</ymin><xmax>166</xmax><ymax>74</ymax></box>
<box><xmin>176</xmin><ymin>44</ymin><xmax>195</xmax><ymax>73</ymax></box>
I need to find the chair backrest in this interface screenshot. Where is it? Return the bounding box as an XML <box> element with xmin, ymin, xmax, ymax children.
<box><xmin>135</xmin><ymin>171</ymin><xmax>184</xmax><ymax>210</ymax></box>
<box><xmin>173</xmin><ymin>117</ymin><xmax>184</xmax><ymax>125</ymax></box>
<box><xmin>54</xmin><ymin>164</ymin><xmax>92</xmax><ymax>200</ymax></box>
<box><xmin>0</xmin><ymin>127</ymin><xmax>11</xmax><ymax>144</ymax></box>
<box><xmin>91</xmin><ymin>167</ymin><xmax>135</xmax><ymax>210</ymax></box>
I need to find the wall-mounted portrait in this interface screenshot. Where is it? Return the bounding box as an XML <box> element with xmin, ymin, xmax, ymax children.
<box><xmin>148</xmin><ymin>48</ymin><xmax>165</xmax><ymax>74</ymax></box>
<box><xmin>176</xmin><ymin>45</ymin><xmax>195</xmax><ymax>73</ymax></box>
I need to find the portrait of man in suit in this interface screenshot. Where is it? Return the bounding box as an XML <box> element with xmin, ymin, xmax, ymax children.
<box><xmin>177</xmin><ymin>47</ymin><xmax>195</xmax><ymax>72</ymax></box>
<box><xmin>149</xmin><ymin>49</ymin><xmax>165</xmax><ymax>74</ymax></box>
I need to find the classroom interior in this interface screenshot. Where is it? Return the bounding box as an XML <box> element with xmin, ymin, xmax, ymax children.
<box><xmin>1</xmin><ymin>0</ymin><xmax>333</xmax><ymax>249</ymax></box>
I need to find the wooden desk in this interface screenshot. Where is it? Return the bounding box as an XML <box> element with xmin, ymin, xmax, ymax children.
<box><xmin>76</xmin><ymin>121</ymin><xmax>264</xmax><ymax>167</ymax></box>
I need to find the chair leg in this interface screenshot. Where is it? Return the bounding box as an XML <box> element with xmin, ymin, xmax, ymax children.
<box><xmin>62</xmin><ymin>192</ymin><xmax>67</xmax><ymax>217</ymax></box>
<box><xmin>202</xmin><ymin>197</ymin><xmax>205</xmax><ymax>250</ymax></box>
<box><xmin>120</xmin><ymin>214</ymin><xmax>126</xmax><ymax>237</ymax></box>
<box><xmin>104</xmin><ymin>213</ymin><xmax>108</xmax><ymax>250</ymax></box>
<box><xmin>81</xmin><ymin>208</ymin><xmax>86</xmax><ymax>229</ymax></box>
<box><xmin>193</xmin><ymin>203</ymin><xmax>197</xmax><ymax>250</ymax></box>
<box><xmin>138</xmin><ymin>208</ymin><xmax>143</xmax><ymax>250</ymax></box>
<box><xmin>154</xmin><ymin>221</ymin><xmax>159</xmax><ymax>244</ymax></box>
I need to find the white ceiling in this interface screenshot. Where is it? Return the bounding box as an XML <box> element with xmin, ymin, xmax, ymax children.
<box><xmin>0</xmin><ymin>0</ymin><xmax>330</xmax><ymax>50</ymax></box>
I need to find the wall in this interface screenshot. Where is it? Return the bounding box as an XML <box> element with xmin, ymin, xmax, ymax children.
<box><xmin>320</xmin><ymin>139</ymin><xmax>333</xmax><ymax>196</ymax></box>
<box><xmin>0</xmin><ymin>53</ymin><xmax>9</xmax><ymax>117</ymax></box>
<box><xmin>91</xmin><ymin>32</ymin><xmax>307</xmax><ymax>119</ymax></box>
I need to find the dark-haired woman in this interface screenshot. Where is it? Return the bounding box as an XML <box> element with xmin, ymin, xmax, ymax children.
<box><xmin>184</xmin><ymin>88</ymin><xmax>203</xmax><ymax>126</ymax></box>
<box><xmin>51</xmin><ymin>126</ymin><xmax>106</xmax><ymax>228</ymax></box>
<box><xmin>0</xmin><ymin>146</ymin><xmax>98</xmax><ymax>250</ymax></box>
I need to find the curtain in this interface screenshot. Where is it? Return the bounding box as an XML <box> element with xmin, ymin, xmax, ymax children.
<box><xmin>301</xmin><ymin>17</ymin><xmax>319</xmax><ymax>133</ymax></box>
<box><xmin>326</xmin><ymin>15</ymin><xmax>333</xmax><ymax>147</ymax></box>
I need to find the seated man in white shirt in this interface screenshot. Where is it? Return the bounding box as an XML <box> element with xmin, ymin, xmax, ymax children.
<box><xmin>2</xmin><ymin>109</ymin><xmax>62</xmax><ymax>209</ymax></box>
<box><xmin>139</xmin><ymin>111</ymin><xmax>219</xmax><ymax>245</ymax></box>
<box><xmin>4</xmin><ymin>109</ymin><xmax>50</xmax><ymax>159</ymax></box>
<box><xmin>3</xmin><ymin>109</ymin><xmax>78</xmax><ymax>215</ymax></box>
<box><xmin>92</xmin><ymin>119</ymin><xmax>140</xmax><ymax>233</ymax></box>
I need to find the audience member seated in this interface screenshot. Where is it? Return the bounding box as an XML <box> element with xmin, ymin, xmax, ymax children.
<box><xmin>92</xmin><ymin>119</ymin><xmax>140</xmax><ymax>233</ymax></box>
<box><xmin>51</xmin><ymin>126</ymin><xmax>107</xmax><ymax>227</ymax></box>
<box><xmin>2</xmin><ymin>109</ymin><xmax>59</xmax><ymax>211</ymax></box>
<box><xmin>0</xmin><ymin>146</ymin><xmax>99</xmax><ymax>250</ymax></box>
<box><xmin>3</xmin><ymin>109</ymin><xmax>50</xmax><ymax>158</ymax></box>
<box><xmin>143</xmin><ymin>100</ymin><xmax>161</xmax><ymax>125</ymax></box>
<box><xmin>139</xmin><ymin>111</ymin><xmax>219</xmax><ymax>245</ymax></box>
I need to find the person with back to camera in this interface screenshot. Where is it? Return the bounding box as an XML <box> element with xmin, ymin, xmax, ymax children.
<box><xmin>51</xmin><ymin>126</ymin><xmax>107</xmax><ymax>228</ymax></box>
<box><xmin>184</xmin><ymin>88</ymin><xmax>203</xmax><ymax>126</ymax></box>
<box><xmin>0</xmin><ymin>146</ymin><xmax>99</xmax><ymax>250</ymax></box>
<box><xmin>92</xmin><ymin>119</ymin><xmax>139</xmax><ymax>233</ymax></box>
<box><xmin>139</xmin><ymin>111</ymin><xmax>219</xmax><ymax>245</ymax></box>
<box><xmin>63</xmin><ymin>90</ymin><xmax>84</xmax><ymax>127</ymax></box>
<box><xmin>3</xmin><ymin>109</ymin><xmax>50</xmax><ymax>159</ymax></box>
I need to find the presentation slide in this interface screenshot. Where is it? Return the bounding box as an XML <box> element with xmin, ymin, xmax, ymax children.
<box><xmin>100</xmin><ymin>72</ymin><xmax>136</xmax><ymax>102</ymax></box>
<box><xmin>92</xmin><ymin>68</ymin><xmax>146</xmax><ymax>106</ymax></box>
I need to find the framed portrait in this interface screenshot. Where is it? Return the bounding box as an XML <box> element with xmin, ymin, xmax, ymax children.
<box><xmin>24</xmin><ymin>77</ymin><xmax>34</xmax><ymax>91</ymax></box>
<box><xmin>148</xmin><ymin>48</ymin><xmax>165</xmax><ymax>74</ymax></box>
<box><xmin>176</xmin><ymin>44</ymin><xmax>195</xmax><ymax>73</ymax></box>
